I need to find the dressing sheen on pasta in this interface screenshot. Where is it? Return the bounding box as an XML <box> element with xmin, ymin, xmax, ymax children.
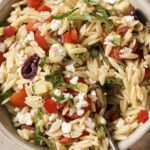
<box><xmin>0</xmin><ymin>0</ymin><xmax>149</xmax><ymax>150</ymax></box>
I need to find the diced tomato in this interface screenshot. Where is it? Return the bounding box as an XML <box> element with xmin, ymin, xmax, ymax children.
<box><xmin>0</xmin><ymin>52</ymin><xmax>5</xmax><ymax>65</ymax></box>
<box><xmin>27</xmin><ymin>0</ymin><xmax>42</xmax><ymax>9</ymax></box>
<box><xmin>63</xmin><ymin>28</ymin><xmax>79</xmax><ymax>44</ymax></box>
<box><xmin>59</xmin><ymin>137</ymin><xmax>73</xmax><ymax>145</ymax></box>
<box><xmin>37</xmin><ymin>5</ymin><xmax>51</xmax><ymax>12</ymax></box>
<box><xmin>43</xmin><ymin>99</ymin><xmax>57</xmax><ymax>114</ymax></box>
<box><xmin>43</xmin><ymin>92</ymin><xmax>51</xmax><ymax>101</ymax></box>
<box><xmin>10</xmin><ymin>88</ymin><xmax>27</xmax><ymax>108</ymax></box>
<box><xmin>109</xmin><ymin>47</ymin><xmax>122</xmax><ymax>60</ymax></box>
<box><xmin>144</xmin><ymin>68</ymin><xmax>150</xmax><ymax>80</ymax></box>
<box><xmin>4</xmin><ymin>26</ymin><xmax>16</xmax><ymax>37</ymax></box>
<box><xmin>109</xmin><ymin>111</ymin><xmax>120</xmax><ymax>122</ymax></box>
<box><xmin>117</xmin><ymin>25</ymin><xmax>129</xmax><ymax>36</ymax></box>
<box><xmin>26</xmin><ymin>23</ymin><xmax>37</xmax><ymax>32</ymax></box>
<box><xmin>137</xmin><ymin>110</ymin><xmax>148</xmax><ymax>123</ymax></box>
<box><xmin>35</xmin><ymin>30</ymin><xmax>49</xmax><ymax>52</ymax></box>
<box><xmin>84</xmin><ymin>96</ymin><xmax>91</xmax><ymax>112</ymax></box>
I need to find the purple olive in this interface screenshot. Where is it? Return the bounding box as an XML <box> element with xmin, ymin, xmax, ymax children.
<box><xmin>21</xmin><ymin>54</ymin><xmax>40</xmax><ymax>79</ymax></box>
<box><xmin>130</xmin><ymin>9</ymin><xmax>147</xmax><ymax>25</ymax></box>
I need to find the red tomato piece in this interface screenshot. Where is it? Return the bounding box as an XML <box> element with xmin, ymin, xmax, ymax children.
<box><xmin>0</xmin><ymin>35</ymin><xmax>5</xmax><ymax>42</ymax></box>
<box><xmin>43</xmin><ymin>99</ymin><xmax>57</xmax><ymax>114</ymax></box>
<box><xmin>57</xmin><ymin>103</ymin><xmax>66</xmax><ymax>111</ymax></box>
<box><xmin>27</xmin><ymin>0</ymin><xmax>42</xmax><ymax>9</ymax></box>
<box><xmin>26</xmin><ymin>23</ymin><xmax>37</xmax><ymax>32</ymax></box>
<box><xmin>137</xmin><ymin>110</ymin><xmax>148</xmax><ymax>123</ymax></box>
<box><xmin>117</xmin><ymin>25</ymin><xmax>129</xmax><ymax>36</ymax></box>
<box><xmin>144</xmin><ymin>68</ymin><xmax>150</xmax><ymax>80</ymax></box>
<box><xmin>4</xmin><ymin>26</ymin><xmax>16</xmax><ymax>37</ymax></box>
<box><xmin>0</xmin><ymin>52</ymin><xmax>5</xmax><ymax>65</ymax></box>
<box><xmin>10</xmin><ymin>88</ymin><xmax>27</xmax><ymax>108</ymax></box>
<box><xmin>59</xmin><ymin>137</ymin><xmax>73</xmax><ymax>145</ymax></box>
<box><xmin>37</xmin><ymin>5</ymin><xmax>51</xmax><ymax>12</ymax></box>
<box><xmin>84</xmin><ymin>96</ymin><xmax>91</xmax><ymax>112</ymax></box>
<box><xmin>64</xmin><ymin>112</ymin><xmax>80</xmax><ymax>120</ymax></box>
<box><xmin>35</xmin><ymin>30</ymin><xmax>49</xmax><ymax>52</ymax></box>
<box><xmin>63</xmin><ymin>28</ymin><xmax>79</xmax><ymax>44</ymax></box>
<box><xmin>109</xmin><ymin>47</ymin><xmax>122</xmax><ymax>60</ymax></box>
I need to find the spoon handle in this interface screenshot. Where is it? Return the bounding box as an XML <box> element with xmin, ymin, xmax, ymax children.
<box><xmin>103</xmin><ymin>125</ymin><xmax>119</xmax><ymax>150</ymax></box>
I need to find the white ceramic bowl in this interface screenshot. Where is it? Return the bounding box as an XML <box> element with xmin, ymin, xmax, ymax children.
<box><xmin>0</xmin><ymin>0</ymin><xmax>150</xmax><ymax>150</ymax></box>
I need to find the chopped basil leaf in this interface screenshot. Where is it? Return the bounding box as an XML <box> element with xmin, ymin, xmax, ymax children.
<box><xmin>96</xmin><ymin>125</ymin><xmax>106</xmax><ymax>139</ymax></box>
<box><xmin>53</xmin><ymin>8</ymin><xmax>78</xmax><ymax>20</ymax></box>
<box><xmin>0</xmin><ymin>88</ymin><xmax>15</xmax><ymax>102</ymax></box>
<box><xmin>41</xmin><ymin>137</ymin><xmax>55</xmax><ymax>150</ymax></box>
<box><xmin>105</xmin><ymin>77</ymin><xmax>125</xmax><ymax>90</ymax></box>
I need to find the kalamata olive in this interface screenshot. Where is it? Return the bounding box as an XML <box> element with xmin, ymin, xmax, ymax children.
<box><xmin>130</xmin><ymin>9</ymin><xmax>147</xmax><ymax>25</ymax></box>
<box><xmin>21</xmin><ymin>54</ymin><xmax>40</xmax><ymax>79</ymax></box>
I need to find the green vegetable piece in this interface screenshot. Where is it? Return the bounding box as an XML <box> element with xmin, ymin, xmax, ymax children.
<box><xmin>112</xmin><ymin>34</ymin><xmax>121</xmax><ymax>46</ymax></box>
<box><xmin>96</xmin><ymin>125</ymin><xmax>106</xmax><ymax>139</ymax></box>
<box><xmin>53</xmin><ymin>8</ymin><xmax>78</xmax><ymax>20</ymax></box>
<box><xmin>41</xmin><ymin>137</ymin><xmax>55</xmax><ymax>150</ymax></box>
<box><xmin>105</xmin><ymin>77</ymin><xmax>125</xmax><ymax>90</ymax></box>
<box><xmin>39</xmin><ymin>56</ymin><xmax>47</xmax><ymax>67</ymax></box>
<box><xmin>35</xmin><ymin>108</ymin><xmax>43</xmax><ymax>145</ymax></box>
<box><xmin>45</xmin><ymin>70</ymin><xmax>64</xmax><ymax>88</ymax></box>
<box><xmin>0</xmin><ymin>88</ymin><xmax>15</xmax><ymax>102</ymax></box>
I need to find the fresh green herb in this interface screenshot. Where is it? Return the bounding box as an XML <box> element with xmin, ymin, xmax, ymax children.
<box><xmin>0</xmin><ymin>88</ymin><xmax>15</xmax><ymax>102</ymax></box>
<box><xmin>39</xmin><ymin>56</ymin><xmax>47</xmax><ymax>67</ymax></box>
<box><xmin>41</xmin><ymin>137</ymin><xmax>55</xmax><ymax>150</ymax></box>
<box><xmin>96</xmin><ymin>125</ymin><xmax>106</xmax><ymax>139</ymax></box>
<box><xmin>105</xmin><ymin>77</ymin><xmax>125</xmax><ymax>90</ymax></box>
<box><xmin>35</xmin><ymin>108</ymin><xmax>43</xmax><ymax>145</ymax></box>
<box><xmin>45</xmin><ymin>70</ymin><xmax>64</xmax><ymax>88</ymax></box>
<box><xmin>68</xmin><ymin>12</ymin><xmax>93</xmax><ymax>21</ymax></box>
<box><xmin>0</xmin><ymin>21</ymin><xmax>9</xmax><ymax>27</ymax></box>
<box><xmin>53</xmin><ymin>8</ymin><xmax>78</xmax><ymax>20</ymax></box>
<box><xmin>90</xmin><ymin>43</ymin><xmax>108</xmax><ymax>64</ymax></box>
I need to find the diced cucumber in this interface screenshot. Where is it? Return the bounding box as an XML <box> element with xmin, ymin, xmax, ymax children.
<box><xmin>112</xmin><ymin>34</ymin><xmax>121</xmax><ymax>46</ymax></box>
<box><xmin>114</xmin><ymin>1</ymin><xmax>130</xmax><ymax>14</ymax></box>
<box><xmin>33</xmin><ymin>81</ymin><xmax>49</xmax><ymax>95</ymax></box>
<box><xmin>0</xmin><ymin>27</ymin><xmax>4</xmax><ymax>36</ymax></box>
<box><xmin>64</xmin><ymin>43</ymin><xmax>76</xmax><ymax>56</ymax></box>
<box><xmin>77</xmin><ymin>83</ymin><xmax>88</xmax><ymax>94</ymax></box>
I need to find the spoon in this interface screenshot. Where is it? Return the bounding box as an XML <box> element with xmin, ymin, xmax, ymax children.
<box><xmin>96</xmin><ymin>87</ymin><xmax>119</xmax><ymax>150</ymax></box>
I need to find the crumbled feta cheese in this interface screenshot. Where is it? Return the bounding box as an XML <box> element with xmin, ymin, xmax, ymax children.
<box><xmin>104</xmin><ymin>34</ymin><xmax>114</xmax><ymax>45</ymax></box>
<box><xmin>65</xmin><ymin>64</ymin><xmax>75</xmax><ymax>72</ymax></box>
<box><xmin>25</xmin><ymin>32</ymin><xmax>35</xmax><ymax>41</ymax></box>
<box><xmin>49</xmin><ymin>43</ymin><xmax>66</xmax><ymax>63</ymax></box>
<box><xmin>99</xmin><ymin>116</ymin><xmax>106</xmax><ymax>125</ymax></box>
<box><xmin>50</xmin><ymin>20</ymin><xmax>62</xmax><ymax>31</ymax></box>
<box><xmin>49</xmin><ymin>114</ymin><xmax>58</xmax><ymax>122</ymax></box>
<box><xmin>77</xmin><ymin>109</ymin><xmax>84</xmax><ymax>116</ymax></box>
<box><xmin>116</xmin><ymin>118</ymin><xmax>125</xmax><ymax>128</ymax></box>
<box><xmin>120</xmin><ymin>47</ymin><xmax>132</xmax><ymax>54</ymax></box>
<box><xmin>54</xmin><ymin>89</ymin><xmax>62</xmax><ymax>96</ymax></box>
<box><xmin>103</xmin><ymin>0</ymin><xmax>116</xmax><ymax>5</ymax></box>
<box><xmin>63</xmin><ymin>93</ymin><xmax>73</xmax><ymax>99</ymax></box>
<box><xmin>123</xmin><ymin>16</ymin><xmax>134</xmax><ymax>23</ymax></box>
<box><xmin>70</xmin><ymin>76</ymin><xmax>79</xmax><ymax>84</ymax></box>
<box><xmin>17</xmin><ymin>112</ymin><xmax>33</xmax><ymax>126</ymax></box>
<box><xmin>61</xmin><ymin>122</ymin><xmax>72</xmax><ymax>134</ymax></box>
<box><xmin>76</xmin><ymin>93</ymin><xmax>88</xmax><ymax>110</ymax></box>
<box><xmin>89</xmin><ymin>90</ymin><xmax>97</xmax><ymax>102</ymax></box>
<box><xmin>85</xmin><ymin>118</ymin><xmax>95</xmax><ymax>130</ymax></box>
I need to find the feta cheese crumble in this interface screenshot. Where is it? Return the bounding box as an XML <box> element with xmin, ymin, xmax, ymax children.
<box><xmin>49</xmin><ymin>114</ymin><xmax>58</xmax><ymax>122</ymax></box>
<box><xmin>63</xmin><ymin>93</ymin><xmax>73</xmax><ymax>99</ymax></box>
<box><xmin>104</xmin><ymin>34</ymin><xmax>114</xmax><ymax>45</ymax></box>
<box><xmin>120</xmin><ymin>47</ymin><xmax>132</xmax><ymax>54</ymax></box>
<box><xmin>70</xmin><ymin>76</ymin><xmax>79</xmax><ymax>84</ymax></box>
<box><xmin>103</xmin><ymin>0</ymin><xmax>116</xmax><ymax>5</ymax></box>
<box><xmin>54</xmin><ymin>89</ymin><xmax>62</xmax><ymax>96</ymax></box>
<box><xmin>61</xmin><ymin>122</ymin><xmax>72</xmax><ymax>134</ymax></box>
<box><xmin>76</xmin><ymin>93</ymin><xmax>88</xmax><ymax>110</ymax></box>
<box><xmin>65</xmin><ymin>64</ymin><xmax>75</xmax><ymax>72</ymax></box>
<box><xmin>99</xmin><ymin>116</ymin><xmax>106</xmax><ymax>125</ymax></box>
<box><xmin>89</xmin><ymin>90</ymin><xmax>97</xmax><ymax>102</ymax></box>
<box><xmin>25</xmin><ymin>32</ymin><xmax>35</xmax><ymax>42</ymax></box>
<box><xmin>85</xmin><ymin>118</ymin><xmax>95</xmax><ymax>130</ymax></box>
<box><xmin>50</xmin><ymin>20</ymin><xmax>62</xmax><ymax>31</ymax></box>
<box><xmin>123</xmin><ymin>16</ymin><xmax>134</xmax><ymax>23</ymax></box>
<box><xmin>17</xmin><ymin>112</ymin><xmax>33</xmax><ymax>126</ymax></box>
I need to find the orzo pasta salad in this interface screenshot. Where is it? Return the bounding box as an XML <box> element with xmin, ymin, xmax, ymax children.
<box><xmin>0</xmin><ymin>0</ymin><xmax>150</xmax><ymax>149</ymax></box>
